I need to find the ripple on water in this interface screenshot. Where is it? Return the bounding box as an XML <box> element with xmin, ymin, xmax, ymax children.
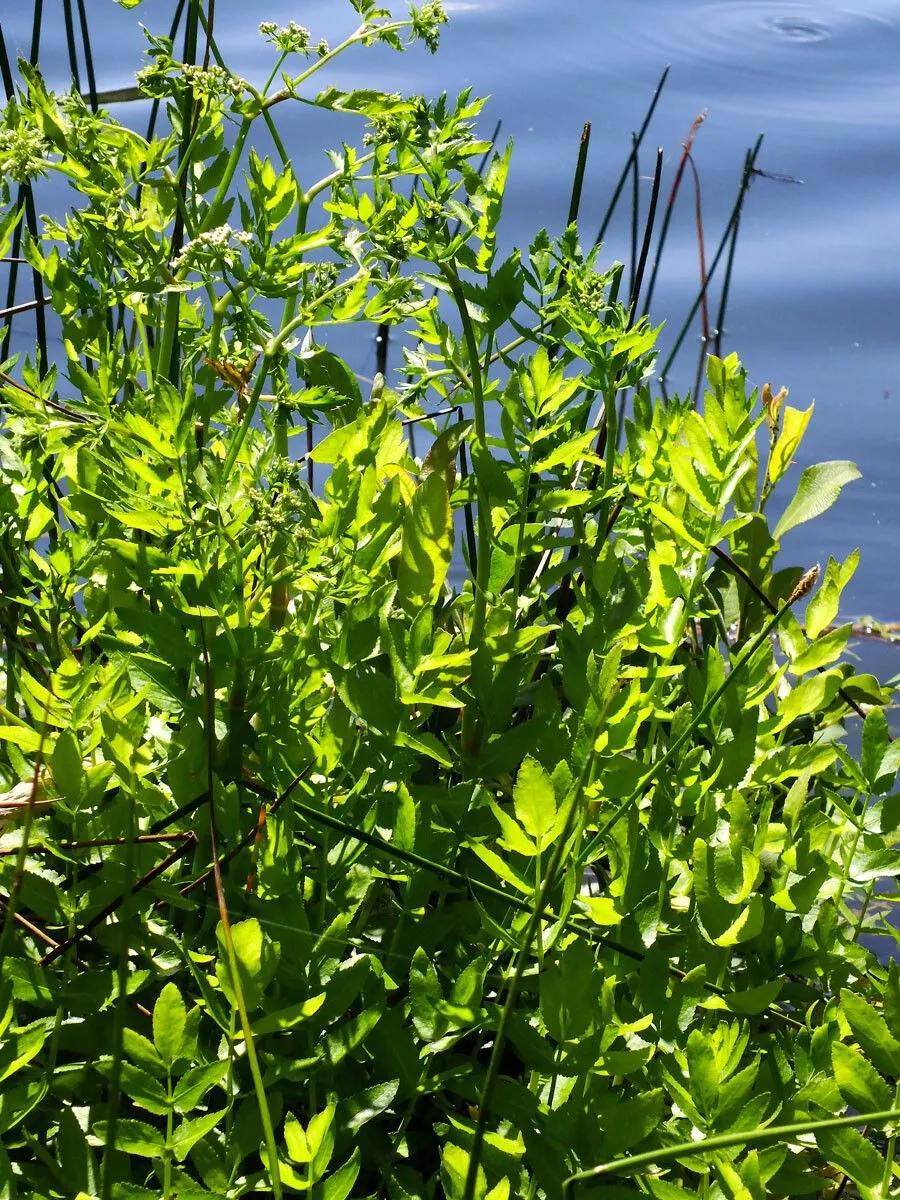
<box><xmin>764</xmin><ymin>14</ymin><xmax>831</xmax><ymax>42</ymax></box>
<box><xmin>566</xmin><ymin>0</ymin><xmax>900</xmax><ymax>125</ymax></box>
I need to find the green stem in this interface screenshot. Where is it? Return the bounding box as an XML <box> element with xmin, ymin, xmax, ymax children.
<box><xmin>163</xmin><ymin>1074</ymin><xmax>174</xmax><ymax>1199</ymax></box>
<box><xmin>883</xmin><ymin>1085</ymin><xmax>900</xmax><ymax>1194</ymax></box>
<box><xmin>260</xmin><ymin>23</ymin><xmax>411</xmax><ymax>111</ymax></box>
<box><xmin>200</xmin><ymin>622</ymin><xmax>283</xmax><ymax>1200</ymax></box>
<box><xmin>219</xmin><ymin>265</ymin><xmax>358</xmax><ymax>483</ymax></box>
<box><xmin>462</xmin><ymin>747</ymin><xmax>597</xmax><ymax>1200</ymax></box>
<box><xmin>440</xmin><ymin>262</ymin><xmax>492</xmax><ymax>751</ymax></box>
<box><xmin>563</xmin><ymin>1107</ymin><xmax>900</xmax><ymax>1197</ymax></box>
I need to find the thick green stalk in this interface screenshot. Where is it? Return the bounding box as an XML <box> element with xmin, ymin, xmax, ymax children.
<box><xmin>883</xmin><ymin>1085</ymin><xmax>900</xmax><ymax>1194</ymax></box>
<box><xmin>200</xmin><ymin>623</ymin><xmax>282</xmax><ymax>1200</ymax></box>
<box><xmin>563</xmin><ymin>1107</ymin><xmax>900</xmax><ymax>1197</ymax></box>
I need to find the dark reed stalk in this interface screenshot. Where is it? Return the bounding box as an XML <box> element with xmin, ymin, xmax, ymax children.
<box><xmin>114</xmin><ymin>0</ymin><xmax>188</xmax><ymax>356</ymax></box>
<box><xmin>628</xmin><ymin>132</ymin><xmax>639</xmax><ymax>302</ymax></box>
<box><xmin>594</xmin><ymin>65</ymin><xmax>669</xmax><ymax>247</ymax></box>
<box><xmin>712</xmin><ymin>210</ymin><xmax>741</xmax><ymax>359</ymax></box>
<box><xmin>202</xmin><ymin>0</ymin><xmax>216</xmax><ymax>69</ymax></box>
<box><xmin>659</xmin><ymin>134</ymin><xmax>763</xmax><ymax>381</ymax></box>
<box><xmin>61</xmin><ymin>0</ymin><xmax>82</xmax><ymax>93</ymax></box>
<box><xmin>712</xmin><ymin>147</ymin><xmax>754</xmax><ymax>357</ymax></box>
<box><xmin>0</xmin><ymin>297</ymin><xmax>50</xmax><ymax>320</ymax></box>
<box><xmin>146</xmin><ymin>0</ymin><xmax>188</xmax><ymax>143</ymax></box>
<box><xmin>567</xmin><ymin>120</ymin><xmax>591</xmax><ymax>228</ymax></box>
<box><xmin>642</xmin><ymin>109</ymin><xmax>706</xmax><ymax>319</ymax></box>
<box><xmin>686</xmin><ymin>152</ymin><xmax>710</xmax><ymax>400</ymax></box>
<box><xmin>74</xmin><ymin>0</ymin><xmax>98</xmax><ymax>110</ymax></box>
<box><xmin>29</xmin><ymin>0</ymin><xmax>43</xmax><ymax>63</ymax></box>
<box><xmin>629</xmin><ymin>145</ymin><xmax>663</xmax><ymax>314</ymax></box>
<box><xmin>0</xmin><ymin>26</ymin><xmax>13</xmax><ymax>96</ymax></box>
<box><xmin>711</xmin><ymin>166</ymin><xmax>802</xmax><ymax>360</ymax></box>
<box><xmin>163</xmin><ymin>0</ymin><xmax>201</xmax><ymax>384</ymax></box>
<box><xmin>0</xmin><ymin>26</ymin><xmax>48</xmax><ymax>372</ymax></box>
<box><xmin>687</xmin><ymin>154</ymin><xmax>709</xmax><ymax>341</ymax></box>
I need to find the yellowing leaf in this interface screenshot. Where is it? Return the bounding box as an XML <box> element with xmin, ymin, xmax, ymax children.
<box><xmin>768</xmin><ymin>403</ymin><xmax>813</xmax><ymax>485</ymax></box>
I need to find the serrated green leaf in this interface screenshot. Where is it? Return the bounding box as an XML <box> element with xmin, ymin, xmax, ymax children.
<box><xmin>861</xmin><ymin>707</ymin><xmax>890</xmax><ymax>794</ymax></box>
<box><xmin>51</xmin><ymin>730</ymin><xmax>83</xmax><ymax>805</ymax></box>
<box><xmin>172</xmin><ymin>1060</ymin><xmax>229</xmax><ymax>1113</ymax></box>
<box><xmin>513</xmin><ymin>757</ymin><xmax>557</xmax><ymax>843</ymax></box>
<box><xmin>153</xmin><ymin>982</ymin><xmax>186</xmax><ymax>1066</ymax></box>
<box><xmin>840</xmin><ymin>990</ymin><xmax>900</xmax><ymax>1076</ymax></box>
<box><xmin>92</xmin><ymin>1118</ymin><xmax>164</xmax><ymax>1158</ymax></box>
<box><xmin>122</xmin><ymin>1029</ymin><xmax>165</xmax><ymax>1077</ymax></box>
<box><xmin>816</xmin><ymin>1123</ymin><xmax>884</xmax><ymax>1191</ymax></box>
<box><xmin>601</xmin><ymin>1089</ymin><xmax>664</xmax><ymax>1155</ymax></box>
<box><xmin>322</xmin><ymin>1148</ymin><xmax>361</xmax><ymax>1200</ymax></box>
<box><xmin>686</xmin><ymin>1029</ymin><xmax>719</xmax><ymax>1118</ymax></box>
<box><xmin>885</xmin><ymin>961</ymin><xmax>900</xmax><ymax>1044</ymax></box>
<box><xmin>724</xmin><ymin>981</ymin><xmax>783</xmax><ymax>1016</ymax></box>
<box><xmin>170</xmin><ymin>1108</ymin><xmax>227</xmax><ymax>1161</ymax></box>
<box><xmin>833</xmin><ymin>1041</ymin><xmax>893</xmax><ymax>1113</ymax></box>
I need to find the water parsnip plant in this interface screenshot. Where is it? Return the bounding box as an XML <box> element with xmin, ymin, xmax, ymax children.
<box><xmin>0</xmin><ymin>4</ymin><xmax>899</xmax><ymax>1199</ymax></box>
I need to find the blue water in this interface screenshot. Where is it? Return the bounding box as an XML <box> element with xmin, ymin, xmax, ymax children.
<box><xmin>3</xmin><ymin>0</ymin><xmax>900</xmax><ymax>653</ymax></box>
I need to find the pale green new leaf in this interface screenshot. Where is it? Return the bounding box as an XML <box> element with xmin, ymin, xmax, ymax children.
<box><xmin>153</xmin><ymin>982</ymin><xmax>186</xmax><ymax>1066</ymax></box>
<box><xmin>397</xmin><ymin>470</ymin><xmax>453</xmax><ymax>613</ymax></box>
<box><xmin>216</xmin><ymin>918</ymin><xmax>280</xmax><ymax>1012</ymax></box>
<box><xmin>513</xmin><ymin>757</ymin><xmax>557</xmax><ymax>844</ymax></box>
<box><xmin>773</xmin><ymin>460</ymin><xmax>860</xmax><ymax>539</ymax></box>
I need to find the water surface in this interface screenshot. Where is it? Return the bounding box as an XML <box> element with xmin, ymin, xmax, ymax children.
<box><xmin>4</xmin><ymin>0</ymin><xmax>899</xmax><ymax>634</ymax></box>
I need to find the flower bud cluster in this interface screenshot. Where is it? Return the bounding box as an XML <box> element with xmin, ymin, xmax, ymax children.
<box><xmin>170</xmin><ymin>224</ymin><xmax>252</xmax><ymax>273</ymax></box>
<box><xmin>0</xmin><ymin>121</ymin><xmax>51</xmax><ymax>185</ymax></box>
<box><xmin>258</xmin><ymin>21</ymin><xmax>312</xmax><ymax>55</ymax></box>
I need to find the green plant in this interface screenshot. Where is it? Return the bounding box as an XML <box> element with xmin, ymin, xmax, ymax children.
<box><xmin>0</xmin><ymin>4</ymin><xmax>899</xmax><ymax>1199</ymax></box>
